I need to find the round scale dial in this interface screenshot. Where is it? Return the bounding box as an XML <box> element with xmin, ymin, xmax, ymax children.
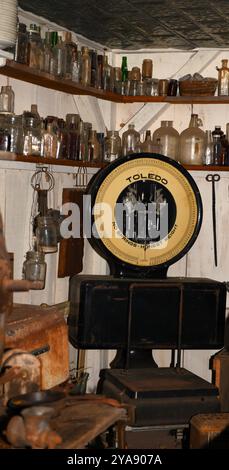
<box><xmin>88</xmin><ymin>154</ymin><xmax>202</xmax><ymax>271</ymax></box>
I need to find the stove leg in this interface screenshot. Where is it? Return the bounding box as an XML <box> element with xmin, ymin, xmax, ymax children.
<box><xmin>110</xmin><ymin>349</ymin><xmax>158</xmax><ymax>369</ymax></box>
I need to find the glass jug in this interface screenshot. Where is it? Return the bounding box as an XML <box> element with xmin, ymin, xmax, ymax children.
<box><xmin>179</xmin><ymin>114</ymin><xmax>205</xmax><ymax>165</ymax></box>
<box><xmin>153</xmin><ymin>121</ymin><xmax>179</xmax><ymax>160</ymax></box>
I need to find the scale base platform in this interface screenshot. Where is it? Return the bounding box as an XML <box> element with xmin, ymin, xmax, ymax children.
<box><xmin>99</xmin><ymin>367</ymin><xmax>220</xmax><ymax>427</ymax></box>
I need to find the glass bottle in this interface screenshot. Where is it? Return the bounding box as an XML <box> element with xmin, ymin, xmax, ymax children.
<box><xmin>79</xmin><ymin>122</ymin><xmax>92</xmax><ymax>161</ymax></box>
<box><xmin>53</xmin><ymin>35</ymin><xmax>66</xmax><ymax>78</ymax></box>
<box><xmin>203</xmin><ymin>130</ymin><xmax>213</xmax><ymax>165</ymax></box>
<box><xmin>22</xmin><ymin>250</ymin><xmax>46</xmax><ymax>288</ymax></box>
<box><xmin>216</xmin><ymin>59</ymin><xmax>229</xmax><ymax>96</ymax></box>
<box><xmin>0</xmin><ymin>128</ymin><xmax>10</xmax><ymax>151</ymax></box>
<box><xmin>49</xmin><ymin>32</ymin><xmax>58</xmax><ymax>75</ymax></box>
<box><xmin>122</xmin><ymin>124</ymin><xmax>140</xmax><ymax>156</ymax></box>
<box><xmin>0</xmin><ymin>86</ymin><xmax>14</xmax><ymax>114</ymax></box>
<box><xmin>30</xmin><ymin>104</ymin><xmax>41</xmax><ymax>121</ymax></box>
<box><xmin>71</xmin><ymin>50</ymin><xmax>81</xmax><ymax>83</ymax></box>
<box><xmin>97</xmin><ymin>55</ymin><xmax>104</xmax><ymax>89</ymax></box>
<box><xmin>64</xmin><ymin>31</ymin><xmax>77</xmax><ymax>79</ymax></box>
<box><xmin>56</xmin><ymin>119</ymin><xmax>68</xmax><ymax>159</ymax></box>
<box><xmin>88</xmin><ymin>130</ymin><xmax>100</xmax><ymax>162</ymax></box>
<box><xmin>212</xmin><ymin>135</ymin><xmax>223</xmax><ymax>165</ymax></box>
<box><xmin>179</xmin><ymin>114</ymin><xmax>205</xmax><ymax>165</ymax></box>
<box><xmin>153</xmin><ymin>121</ymin><xmax>179</xmax><ymax>160</ymax></box>
<box><xmin>66</xmin><ymin>113</ymin><xmax>80</xmax><ymax>160</ymax></box>
<box><xmin>114</xmin><ymin>67</ymin><xmax>122</xmax><ymax>93</ymax></box>
<box><xmin>15</xmin><ymin>23</ymin><xmax>28</xmax><ymax>64</ymax></box>
<box><xmin>42</xmin><ymin>32</ymin><xmax>53</xmax><ymax>73</ymax></box>
<box><xmin>97</xmin><ymin>132</ymin><xmax>105</xmax><ymax>161</ymax></box>
<box><xmin>23</xmin><ymin>116</ymin><xmax>41</xmax><ymax>156</ymax></box>
<box><xmin>81</xmin><ymin>47</ymin><xmax>91</xmax><ymax>87</ymax></box>
<box><xmin>27</xmin><ymin>24</ymin><xmax>43</xmax><ymax>70</ymax></box>
<box><xmin>121</xmin><ymin>56</ymin><xmax>128</xmax><ymax>82</ymax></box>
<box><xmin>212</xmin><ymin>126</ymin><xmax>224</xmax><ymax>139</ymax></box>
<box><xmin>141</xmin><ymin>130</ymin><xmax>161</xmax><ymax>153</ymax></box>
<box><xmin>90</xmin><ymin>51</ymin><xmax>98</xmax><ymax>88</ymax></box>
<box><xmin>104</xmin><ymin>130</ymin><xmax>121</xmax><ymax>162</ymax></box>
<box><xmin>103</xmin><ymin>55</ymin><xmax>112</xmax><ymax>91</ymax></box>
<box><xmin>42</xmin><ymin>123</ymin><xmax>58</xmax><ymax>158</ymax></box>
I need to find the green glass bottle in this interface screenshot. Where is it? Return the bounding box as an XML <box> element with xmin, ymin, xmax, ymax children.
<box><xmin>121</xmin><ymin>56</ymin><xmax>128</xmax><ymax>82</ymax></box>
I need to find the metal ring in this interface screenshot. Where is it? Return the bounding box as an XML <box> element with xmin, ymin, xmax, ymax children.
<box><xmin>31</xmin><ymin>169</ymin><xmax>55</xmax><ymax>191</ymax></box>
<box><xmin>206</xmin><ymin>174</ymin><xmax>221</xmax><ymax>182</ymax></box>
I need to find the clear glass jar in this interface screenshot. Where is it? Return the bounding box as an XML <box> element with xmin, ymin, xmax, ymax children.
<box><xmin>0</xmin><ymin>86</ymin><xmax>15</xmax><ymax>114</ymax></box>
<box><xmin>7</xmin><ymin>115</ymin><xmax>24</xmax><ymax>153</ymax></box>
<box><xmin>15</xmin><ymin>23</ymin><xmax>28</xmax><ymax>64</ymax></box>
<box><xmin>105</xmin><ymin>131</ymin><xmax>121</xmax><ymax>162</ymax></box>
<box><xmin>122</xmin><ymin>124</ymin><xmax>140</xmax><ymax>156</ymax></box>
<box><xmin>153</xmin><ymin>121</ymin><xmax>179</xmax><ymax>160</ymax></box>
<box><xmin>22</xmin><ymin>250</ymin><xmax>46</xmax><ymax>288</ymax></box>
<box><xmin>129</xmin><ymin>80</ymin><xmax>140</xmax><ymax>96</ymax></box>
<box><xmin>36</xmin><ymin>216</ymin><xmax>58</xmax><ymax>253</ymax></box>
<box><xmin>143</xmin><ymin>78</ymin><xmax>159</xmax><ymax>96</ymax></box>
<box><xmin>23</xmin><ymin>116</ymin><xmax>41</xmax><ymax>156</ymax></box>
<box><xmin>179</xmin><ymin>114</ymin><xmax>205</xmax><ymax>165</ymax></box>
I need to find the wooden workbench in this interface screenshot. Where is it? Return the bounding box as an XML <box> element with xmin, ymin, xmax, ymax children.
<box><xmin>53</xmin><ymin>398</ymin><xmax>127</xmax><ymax>449</ymax></box>
<box><xmin>0</xmin><ymin>395</ymin><xmax>127</xmax><ymax>449</ymax></box>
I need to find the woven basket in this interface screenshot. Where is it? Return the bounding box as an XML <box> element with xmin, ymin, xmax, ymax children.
<box><xmin>179</xmin><ymin>79</ymin><xmax>218</xmax><ymax>96</ymax></box>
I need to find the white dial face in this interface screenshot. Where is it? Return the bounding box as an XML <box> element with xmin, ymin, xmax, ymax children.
<box><xmin>94</xmin><ymin>157</ymin><xmax>199</xmax><ymax>267</ymax></box>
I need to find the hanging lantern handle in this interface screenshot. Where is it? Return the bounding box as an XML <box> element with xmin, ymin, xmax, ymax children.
<box><xmin>31</xmin><ymin>168</ymin><xmax>55</xmax><ymax>192</ymax></box>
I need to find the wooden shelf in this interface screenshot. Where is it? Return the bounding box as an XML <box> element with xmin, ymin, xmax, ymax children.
<box><xmin>0</xmin><ymin>60</ymin><xmax>227</xmax><ymax>104</ymax></box>
<box><xmin>183</xmin><ymin>164</ymin><xmax>229</xmax><ymax>171</ymax></box>
<box><xmin>165</xmin><ymin>96</ymin><xmax>229</xmax><ymax>104</ymax></box>
<box><xmin>0</xmin><ymin>152</ymin><xmax>106</xmax><ymax>168</ymax></box>
<box><xmin>0</xmin><ymin>60</ymin><xmax>125</xmax><ymax>103</ymax></box>
<box><xmin>0</xmin><ymin>152</ymin><xmax>228</xmax><ymax>172</ymax></box>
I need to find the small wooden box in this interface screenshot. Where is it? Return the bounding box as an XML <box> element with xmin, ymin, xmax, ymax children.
<box><xmin>190</xmin><ymin>413</ymin><xmax>229</xmax><ymax>448</ymax></box>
